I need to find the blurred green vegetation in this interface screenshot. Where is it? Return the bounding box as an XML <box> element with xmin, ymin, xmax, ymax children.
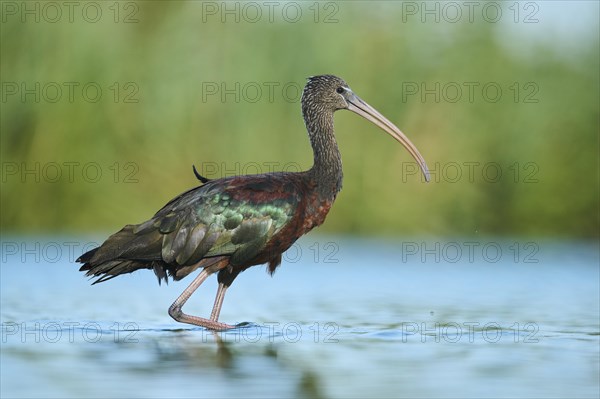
<box><xmin>1</xmin><ymin>1</ymin><xmax>598</xmax><ymax>237</ymax></box>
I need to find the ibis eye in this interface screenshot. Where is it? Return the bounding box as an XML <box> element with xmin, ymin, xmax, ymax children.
<box><xmin>336</xmin><ymin>87</ymin><xmax>344</xmax><ymax>94</ymax></box>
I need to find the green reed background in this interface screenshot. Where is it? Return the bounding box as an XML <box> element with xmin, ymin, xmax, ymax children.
<box><xmin>1</xmin><ymin>1</ymin><xmax>598</xmax><ymax>237</ymax></box>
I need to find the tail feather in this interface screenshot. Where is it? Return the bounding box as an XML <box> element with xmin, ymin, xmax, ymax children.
<box><xmin>86</xmin><ymin>225</ymin><xmax>162</xmax><ymax>264</ymax></box>
<box><xmin>77</xmin><ymin>222</ymin><xmax>172</xmax><ymax>284</ymax></box>
<box><xmin>77</xmin><ymin>248</ymin><xmax>98</xmax><ymax>265</ymax></box>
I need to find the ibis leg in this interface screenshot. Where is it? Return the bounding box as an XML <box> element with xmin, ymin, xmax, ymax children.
<box><xmin>210</xmin><ymin>283</ymin><xmax>228</xmax><ymax>321</ymax></box>
<box><xmin>168</xmin><ymin>269</ymin><xmax>234</xmax><ymax>330</ymax></box>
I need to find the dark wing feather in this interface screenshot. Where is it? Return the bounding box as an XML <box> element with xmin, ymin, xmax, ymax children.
<box><xmin>78</xmin><ymin>173</ymin><xmax>305</xmax><ymax>284</ymax></box>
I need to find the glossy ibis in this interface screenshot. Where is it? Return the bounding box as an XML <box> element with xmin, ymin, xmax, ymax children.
<box><xmin>77</xmin><ymin>75</ymin><xmax>430</xmax><ymax>330</ymax></box>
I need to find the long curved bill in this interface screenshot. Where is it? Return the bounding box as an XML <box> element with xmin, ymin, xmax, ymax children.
<box><xmin>347</xmin><ymin>94</ymin><xmax>430</xmax><ymax>182</ymax></box>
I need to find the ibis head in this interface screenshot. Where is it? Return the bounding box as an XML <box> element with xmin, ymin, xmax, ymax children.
<box><xmin>301</xmin><ymin>75</ymin><xmax>430</xmax><ymax>182</ymax></box>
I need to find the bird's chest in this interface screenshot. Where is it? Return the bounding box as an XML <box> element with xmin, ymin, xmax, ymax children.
<box><xmin>261</xmin><ymin>196</ymin><xmax>334</xmax><ymax>257</ymax></box>
<box><xmin>301</xmin><ymin>197</ymin><xmax>334</xmax><ymax>233</ymax></box>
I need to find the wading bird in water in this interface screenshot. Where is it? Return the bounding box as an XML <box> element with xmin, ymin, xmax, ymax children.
<box><xmin>77</xmin><ymin>75</ymin><xmax>430</xmax><ymax>330</ymax></box>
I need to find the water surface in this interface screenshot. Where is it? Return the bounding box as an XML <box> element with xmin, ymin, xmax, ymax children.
<box><xmin>1</xmin><ymin>237</ymin><xmax>598</xmax><ymax>398</ymax></box>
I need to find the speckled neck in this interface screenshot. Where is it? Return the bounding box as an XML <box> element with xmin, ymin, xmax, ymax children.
<box><xmin>303</xmin><ymin>107</ymin><xmax>343</xmax><ymax>200</ymax></box>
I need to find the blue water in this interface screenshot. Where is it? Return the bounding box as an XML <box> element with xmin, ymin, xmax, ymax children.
<box><xmin>1</xmin><ymin>236</ymin><xmax>599</xmax><ymax>398</ymax></box>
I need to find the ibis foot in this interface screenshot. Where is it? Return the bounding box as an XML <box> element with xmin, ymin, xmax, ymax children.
<box><xmin>168</xmin><ymin>305</ymin><xmax>235</xmax><ymax>330</ymax></box>
<box><xmin>168</xmin><ymin>268</ymin><xmax>235</xmax><ymax>331</ymax></box>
